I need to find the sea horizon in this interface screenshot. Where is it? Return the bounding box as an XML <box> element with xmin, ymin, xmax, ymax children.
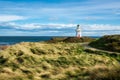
<box><xmin>0</xmin><ymin>36</ymin><xmax>100</xmax><ymax>45</ymax></box>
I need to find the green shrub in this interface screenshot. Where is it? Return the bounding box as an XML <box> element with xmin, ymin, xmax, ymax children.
<box><xmin>22</xmin><ymin>69</ymin><xmax>32</xmax><ymax>74</ymax></box>
<box><xmin>17</xmin><ymin>57</ymin><xmax>24</xmax><ymax>63</ymax></box>
<box><xmin>40</xmin><ymin>73</ymin><xmax>50</xmax><ymax>79</ymax></box>
<box><xmin>0</xmin><ymin>56</ymin><xmax>8</xmax><ymax>64</ymax></box>
<box><xmin>30</xmin><ymin>48</ymin><xmax>46</xmax><ymax>55</ymax></box>
<box><xmin>14</xmin><ymin>50</ymin><xmax>24</xmax><ymax>56</ymax></box>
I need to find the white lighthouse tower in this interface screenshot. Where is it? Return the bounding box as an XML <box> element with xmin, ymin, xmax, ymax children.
<box><xmin>76</xmin><ymin>24</ymin><xmax>82</xmax><ymax>38</ymax></box>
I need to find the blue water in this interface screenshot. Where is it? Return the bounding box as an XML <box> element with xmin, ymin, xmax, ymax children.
<box><xmin>0</xmin><ymin>36</ymin><xmax>52</xmax><ymax>45</ymax></box>
<box><xmin>0</xmin><ymin>36</ymin><xmax>100</xmax><ymax>45</ymax></box>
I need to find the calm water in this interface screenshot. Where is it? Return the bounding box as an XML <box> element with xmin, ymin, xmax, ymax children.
<box><xmin>0</xmin><ymin>36</ymin><xmax>100</xmax><ymax>45</ymax></box>
<box><xmin>0</xmin><ymin>36</ymin><xmax>52</xmax><ymax>45</ymax></box>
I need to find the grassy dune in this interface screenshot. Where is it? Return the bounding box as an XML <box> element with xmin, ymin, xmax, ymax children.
<box><xmin>89</xmin><ymin>35</ymin><xmax>120</xmax><ymax>53</ymax></box>
<box><xmin>0</xmin><ymin>42</ymin><xmax>120</xmax><ymax>80</ymax></box>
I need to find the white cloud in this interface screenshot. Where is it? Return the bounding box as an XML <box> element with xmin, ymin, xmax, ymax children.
<box><xmin>44</xmin><ymin>23</ymin><xmax>76</xmax><ymax>29</ymax></box>
<box><xmin>0</xmin><ymin>22</ymin><xmax>120</xmax><ymax>36</ymax></box>
<box><xmin>19</xmin><ymin>23</ymin><xmax>42</xmax><ymax>30</ymax></box>
<box><xmin>0</xmin><ymin>22</ymin><xmax>76</xmax><ymax>30</ymax></box>
<box><xmin>0</xmin><ymin>15</ymin><xmax>27</xmax><ymax>22</ymax></box>
<box><xmin>1</xmin><ymin>22</ymin><xmax>120</xmax><ymax>31</ymax></box>
<box><xmin>81</xmin><ymin>24</ymin><xmax>120</xmax><ymax>31</ymax></box>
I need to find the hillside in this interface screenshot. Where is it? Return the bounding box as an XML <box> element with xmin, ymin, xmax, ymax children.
<box><xmin>89</xmin><ymin>35</ymin><xmax>120</xmax><ymax>53</ymax></box>
<box><xmin>47</xmin><ymin>37</ymin><xmax>95</xmax><ymax>43</ymax></box>
<box><xmin>0</xmin><ymin>42</ymin><xmax>120</xmax><ymax>80</ymax></box>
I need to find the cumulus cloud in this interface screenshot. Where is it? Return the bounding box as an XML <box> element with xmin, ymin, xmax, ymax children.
<box><xmin>0</xmin><ymin>15</ymin><xmax>27</xmax><ymax>22</ymax></box>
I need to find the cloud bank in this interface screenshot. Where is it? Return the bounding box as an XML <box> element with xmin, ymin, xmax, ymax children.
<box><xmin>0</xmin><ymin>22</ymin><xmax>120</xmax><ymax>36</ymax></box>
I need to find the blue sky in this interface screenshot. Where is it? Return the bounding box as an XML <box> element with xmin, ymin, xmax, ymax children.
<box><xmin>0</xmin><ymin>0</ymin><xmax>120</xmax><ymax>36</ymax></box>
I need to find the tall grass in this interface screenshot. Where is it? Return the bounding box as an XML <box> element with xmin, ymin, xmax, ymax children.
<box><xmin>0</xmin><ymin>42</ymin><xmax>119</xmax><ymax>80</ymax></box>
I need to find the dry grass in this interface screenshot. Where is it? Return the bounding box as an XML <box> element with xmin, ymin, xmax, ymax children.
<box><xmin>0</xmin><ymin>42</ymin><xmax>120</xmax><ymax>80</ymax></box>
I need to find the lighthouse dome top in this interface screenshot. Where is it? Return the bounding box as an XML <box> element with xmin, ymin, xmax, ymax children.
<box><xmin>77</xmin><ymin>24</ymin><xmax>80</xmax><ymax>27</ymax></box>
<box><xmin>77</xmin><ymin>24</ymin><xmax>80</xmax><ymax>29</ymax></box>
<box><xmin>76</xmin><ymin>24</ymin><xmax>81</xmax><ymax>30</ymax></box>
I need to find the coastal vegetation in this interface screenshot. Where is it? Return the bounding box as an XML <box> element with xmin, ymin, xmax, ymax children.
<box><xmin>0</xmin><ymin>39</ymin><xmax>120</xmax><ymax>80</ymax></box>
<box><xmin>47</xmin><ymin>37</ymin><xmax>95</xmax><ymax>43</ymax></box>
<box><xmin>89</xmin><ymin>35</ymin><xmax>120</xmax><ymax>53</ymax></box>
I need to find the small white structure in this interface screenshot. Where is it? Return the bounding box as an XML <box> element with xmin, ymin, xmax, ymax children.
<box><xmin>76</xmin><ymin>24</ymin><xmax>82</xmax><ymax>38</ymax></box>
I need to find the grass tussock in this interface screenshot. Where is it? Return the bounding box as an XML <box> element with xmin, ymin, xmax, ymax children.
<box><xmin>0</xmin><ymin>42</ymin><xmax>120</xmax><ymax>80</ymax></box>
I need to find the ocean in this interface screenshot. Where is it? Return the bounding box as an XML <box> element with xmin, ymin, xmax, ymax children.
<box><xmin>0</xmin><ymin>36</ymin><xmax>52</xmax><ymax>45</ymax></box>
<box><xmin>0</xmin><ymin>36</ymin><xmax>100</xmax><ymax>45</ymax></box>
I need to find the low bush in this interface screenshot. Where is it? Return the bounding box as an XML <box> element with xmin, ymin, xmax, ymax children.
<box><xmin>89</xmin><ymin>35</ymin><xmax>120</xmax><ymax>53</ymax></box>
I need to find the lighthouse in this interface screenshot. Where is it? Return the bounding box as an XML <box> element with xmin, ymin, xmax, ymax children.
<box><xmin>76</xmin><ymin>24</ymin><xmax>82</xmax><ymax>38</ymax></box>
